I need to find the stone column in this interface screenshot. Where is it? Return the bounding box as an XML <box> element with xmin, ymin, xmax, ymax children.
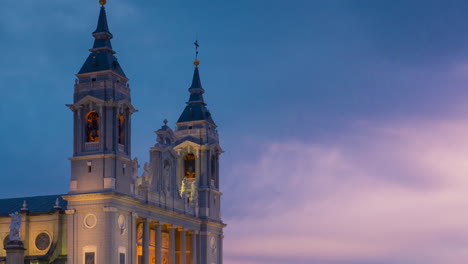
<box><xmin>170</xmin><ymin>226</ymin><xmax>176</xmax><ymax>264</ymax></box>
<box><xmin>5</xmin><ymin>240</ymin><xmax>26</xmax><ymax>264</ymax></box>
<box><xmin>156</xmin><ymin>223</ymin><xmax>162</xmax><ymax>264</ymax></box>
<box><xmin>191</xmin><ymin>231</ymin><xmax>197</xmax><ymax>264</ymax></box>
<box><xmin>180</xmin><ymin>229</ymin><xmax>186</xmax><ymax>264</ymax></box>
<box><xmin>143</xmin><ymin>219</ymin><xmax>150</xmax><ymax>264</ymax></box>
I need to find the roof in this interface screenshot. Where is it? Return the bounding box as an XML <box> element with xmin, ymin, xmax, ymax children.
<box><xmin>190</xmin><ymin>67</ymin><xmax>203</xmax><ymax>89</ymax></box>
<box><xmin>177</xmin><ymin>66</ymin><xmax>216</xmax><ymax>124</ymax></box>
<box><xmin>78</xmin><ymin>52</ymin><xmax>126</xmax><ymax>76</ymax></box>
<box><xmin>94</xmin><ymin>6</ymin><xmax>111</xmax><ymax>34</ymax></box>
<box><xmin>78</xmin><ymin>6</ymin><xmax>126</xmax><ymax>77</ymax></box>
<box><xmin>177</xmin><ymin>103</ymin><xmax>215</xmax><ymax>124</ymax></box>
<box><xmin>0</xmin><ymin>195</ymin><xmax>67</xmax><ymax>216</ymax></box>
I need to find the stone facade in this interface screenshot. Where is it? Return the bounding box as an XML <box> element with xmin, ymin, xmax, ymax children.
<box><xmin>0</xmin><ymin>197</ymin><xmax>68</xmax><ymax>264</ymax></box>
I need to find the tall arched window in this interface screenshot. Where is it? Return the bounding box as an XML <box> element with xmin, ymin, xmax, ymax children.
<box><xmin>211</xmin><ymin>155</ymin><xmax>216</xmax><ymax>184</ymax></box>
<box><xmin>184</xmin><ymin>153</ymin><xmax>196</xmax><ymax>178</ymax></box>
<box><xmin>118</xmin><ymin>114</ymin><xmax>125</xmax><ymax>145</ymax></box>
<box><xmin>86</xmin><ymin>111</ymin><xmax>100</xmax><ymax>142</ymax></box>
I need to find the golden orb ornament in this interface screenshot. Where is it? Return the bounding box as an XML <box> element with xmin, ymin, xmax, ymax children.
<box><xmin>193</xmin><ymin>59</ymin><xmax>200</xmax><ymax>66</ymax></box>
<box><xmin>99</xmin><ymin>0</ymin><xmax>107</xmax><ymax>6</ymax></box>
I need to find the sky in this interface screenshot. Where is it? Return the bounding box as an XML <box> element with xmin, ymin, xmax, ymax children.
<box><xmin>1</xmin><ymin>0</ymin><xmax>468</xmax><ymax>263</ymax></box>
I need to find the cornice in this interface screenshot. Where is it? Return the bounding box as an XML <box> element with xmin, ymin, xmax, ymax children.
<box><xmin>202</xmin><ymin>219</ymin><xmax>227</xmax><ymax>229</ymax></box>
<box><xmin>76</xmin><ymin>70</ymin><xmax>130</xmax><ymax>82</ymax></box>
<box><xmin>69</xmin><ymin>154</ymin><xmax>132</xmax><ymax>162</ymax></box>
<box><xmin>63</xmin><ymin>192</ymin><xmax>204</xmax><ymax>226</ymax></box>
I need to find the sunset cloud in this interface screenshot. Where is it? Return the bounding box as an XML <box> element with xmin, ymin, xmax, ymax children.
<box><xmin>223</xmin><ymin>119</ymin><xmax>468</xmax><ymax>264</ymax></box>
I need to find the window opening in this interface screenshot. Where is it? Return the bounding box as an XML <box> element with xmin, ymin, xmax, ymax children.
<box><xmin>118</xmin><ymin>114</ymin><xmax>125</xmax><ymax>145</ymax></box>
<box><xmin>86</xmin><ymin>111</ymin><xmax>100</xmax><ymax>142</ymax></box>
<box><xmin>184</xmin><ymin>154</ymin><xmax>196</xmax><ymax>178</ymax></box>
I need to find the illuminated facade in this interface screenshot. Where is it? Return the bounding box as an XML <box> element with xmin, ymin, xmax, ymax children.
<box><xmin>0</xmin><ymin>2</ymin><xmax>225</xmax><ymax>264</ymax></box>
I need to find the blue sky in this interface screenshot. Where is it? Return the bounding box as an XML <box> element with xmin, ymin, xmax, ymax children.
<box><xmin>2</xmin><ymin>1</ymin><xmax>468</xmax><ymax>263</ymax></box>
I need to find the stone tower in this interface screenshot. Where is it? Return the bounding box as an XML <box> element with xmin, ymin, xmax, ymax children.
<box><xmin>141</xmin><ymin>58</ymin><xmax>225</xmax><ymax>264</ymax></box>
<box><xmin>67</xmin><ymin>4</ymin><xmax>137</xmax><ymax>196</ymax></box>
<box><xmin>173</xmin><ymin>59</ymin><xmax>224</xmax><ymax>263</ymax></box>
<box><xmin>174</xmin><ymin>60</ymin><xmax>223</xmax><ymax>221</ymax></box>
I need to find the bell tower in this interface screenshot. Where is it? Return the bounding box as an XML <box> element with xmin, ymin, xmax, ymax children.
<box><xmin>174</xmin><ymin>57</ymin><xmax>223</xmax><ymax>221</ymax></box>
<box><xmin>174</xmin><ymin>52</ymin><xmax>224</xmax><ymax>264</ymax></box>
<box><xmin>67</xmin><ymin>2</ymin><xmax>137</xmax><ymax>195</ymax></box>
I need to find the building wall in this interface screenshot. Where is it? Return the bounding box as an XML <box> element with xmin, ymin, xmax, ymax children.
<box><xmin>0</xmin><ymin>211</ymin><xmax>67</xmax><ymax>263</ymax></box>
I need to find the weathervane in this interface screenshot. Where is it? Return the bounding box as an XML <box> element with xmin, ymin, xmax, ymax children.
<box><xmin>193</xmin><ymin>40</ymin><xmax>200</xmax><ymax>66</ymax></box>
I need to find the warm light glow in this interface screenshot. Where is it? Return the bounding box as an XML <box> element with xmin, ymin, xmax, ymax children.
<box><xmin>184</xmin><ymin>154</ymin><xmax>196</xmax><ymax>178</ymax></box>
<box><xmin>118</xmin><ymin>114</ymin><xmax>125</xmax><ymax>145</ymax></box>
<box><xmin>86</xmin><ymin>111</ymin><xmax>99</xmax><ymax>142</ymax></box>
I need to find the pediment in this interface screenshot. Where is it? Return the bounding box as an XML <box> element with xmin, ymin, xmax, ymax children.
<box><xmin>174</xmin><ymin>140</ymin><xmax>201</xmax><ymax>152</ymax></box>
<box><xmin>66</xmin><ymin>95</ymin><xmax>105</xmax><ymax>111</ymax></box>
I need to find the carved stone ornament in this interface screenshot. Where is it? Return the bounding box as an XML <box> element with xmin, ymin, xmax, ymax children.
<box><xmin>210</xmin><ymin>236</ymin><xmax>217</xmax><ymax>255</ymax></box>
<box><xmin>118</xmin><ymin>215</ymin><xmax>126</xmax><ymax>235</ymax></box>
<box><xmin>84</xmin><ymin>214</ymin><xmax>97</xmax><ymax>229</ymax></box>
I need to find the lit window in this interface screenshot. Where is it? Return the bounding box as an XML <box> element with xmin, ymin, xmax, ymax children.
<box><xmin>86</xmin><ymin>111</ymin><xmax>100</xmax><ymax>142</ymax></box>
<box><xmin>184</xmin><ymin>154</ymin><xmax>196</xmax><ymax>178</ymax></box>
<box><xmin>118</xmin><ymin>114</ymin><xmax>125</xmax><ymax>145</ymax></box>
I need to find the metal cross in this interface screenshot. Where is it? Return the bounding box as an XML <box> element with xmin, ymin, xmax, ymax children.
<box><xmin>194</xmin><ymin>40</ymin><xmax>199</xmax><ymax>59</ymax></box>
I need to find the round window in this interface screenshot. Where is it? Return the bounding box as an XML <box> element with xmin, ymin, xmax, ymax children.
<box><xmin>35</xmin><ymin>233</ymin><xmax>51</xmax><ymax>251</ymax></box>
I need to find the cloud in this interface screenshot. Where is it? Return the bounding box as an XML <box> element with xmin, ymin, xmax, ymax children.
<box><xmin>223</xmin><ymin>119</ymin><xmax>468</xmax><ymax>264</ymax></box>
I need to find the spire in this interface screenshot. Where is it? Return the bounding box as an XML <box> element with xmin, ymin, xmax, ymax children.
<box><xmin>177</xmin><ymin>43</ymin><xmax>216</xmax><ymax>125</ymax></box>
<box><xmin>190</xmin><ymin>67</ymin><xmax>203</xmax><ymax>89</ymax></box>
<box><xmin>188</xmin><ymin>40</ymin><xmax>205</xmax><ymax>103</ymax></box>
<box><xmin>94</xmin><ymin>5</ymin><xmax>111</xmax><ymax>34</ymax></box>
<box><xmin>91</xmin><ymin>6</ymin><xmax>114</xmax><ymax>51</ymax></box>
<box><xmin>78</xmin><ymin>1</ymin><xmax>126</xmax><ymax>77</ymax></box>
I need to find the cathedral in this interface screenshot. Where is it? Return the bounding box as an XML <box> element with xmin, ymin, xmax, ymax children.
<box><xmin>0</xmin><ymin>2</ymin><xmax>225</xmax><ymax>264</ymax></box>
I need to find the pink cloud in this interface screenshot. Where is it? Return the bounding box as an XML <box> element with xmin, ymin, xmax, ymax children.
<box><xmin>223</xmin><ymin>119</ymin><xmax>468</xmax><ymax>264</ymax></box>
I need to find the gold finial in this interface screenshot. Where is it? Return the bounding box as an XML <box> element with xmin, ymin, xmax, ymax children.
<box><xmin>99</xmin><ymin>0</ymin><xmax>107</xmax><ymax>6</ymax></box>
<box><xmin>194</xmin><ymin>59</ymin><xmax>200</xmax><ymax>66</ymax></box>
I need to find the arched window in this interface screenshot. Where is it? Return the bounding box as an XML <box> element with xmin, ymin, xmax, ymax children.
<box><xmin>164</xmin><ymin>160</ymin><xmax>171</xmax><ymax>193</ymax></box>
<box><xmin>118</xmin><ymin>114</ymin><xmax>125</xmax><ymax>145</ymax></box>
<box><xmin>211</xmin><ymin>155</ymin><xmax>216</xmax><ymax>184</ymax></box>
<box><xmin>184</xmin><ymin>153</ymin><xmax>196</xmax><ymax>178</ymax></box>
<box><xmin>86</xmin><ymin>111</ymin><xmax>100</xmax><ymax>142</ymax></box>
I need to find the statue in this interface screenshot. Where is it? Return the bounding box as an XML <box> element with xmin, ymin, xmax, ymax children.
<box><xmin>189</xmin><ymin>180</ymin><xmax>198</xmax><ymax>203</ymax></box>
<box><xmin>132</xmin><ymin>158</ymin><xmax>139</xmax><ymax>181</ymax></box>
<box><xmin>142</xmin><ymin>162</ymin><xmax>153</xmax><ymax>184</ymax></box>
<box><xmin>9</xmin><ymin>212</ymin><xmax>21</xmax><ymax>241</ymax></box>
<box><xmin>180</xmin><ymin>178</ymin><xmax>187</xmax><ymax>198</ymax></box>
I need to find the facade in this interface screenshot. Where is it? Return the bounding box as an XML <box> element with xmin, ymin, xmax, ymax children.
<box><xmin>0</xmin><ymin>3</ymin><xmax>225</xmax><ymax>264</ymax></box>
